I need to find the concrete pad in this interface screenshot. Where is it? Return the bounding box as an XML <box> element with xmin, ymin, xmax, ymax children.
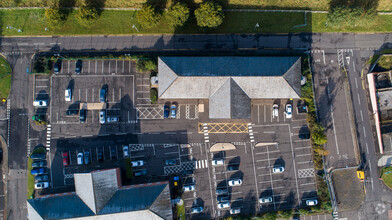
<box><xmin>210</xmin><ymin>143</ymin><xmax>236</xmax><ymax>152</ymax></box>
<box><xmin>378</xmin><ymin>155</ymin><xmax>392</xmax><ymax>167</ymax></box>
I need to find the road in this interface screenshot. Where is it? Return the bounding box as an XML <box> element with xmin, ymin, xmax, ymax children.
<box><xmin>2</xmin><ymin>33</ymin><xmax>392</xmax><ymax>220</ymax></box>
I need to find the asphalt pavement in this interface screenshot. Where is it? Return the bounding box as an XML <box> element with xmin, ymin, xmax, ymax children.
<box><xmin>3</xmin><ymin>33</ymin><xmax>392</xmax><ymax>220</ymax></box>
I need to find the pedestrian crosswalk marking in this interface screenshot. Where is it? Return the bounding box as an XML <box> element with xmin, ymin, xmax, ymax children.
<box><xmin>195</xmin><ymin>159</ymin><xmax>208</xmax><ymax>169</ymax></box>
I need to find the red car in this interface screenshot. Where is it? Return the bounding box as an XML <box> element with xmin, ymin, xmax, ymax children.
<box><xmin>62</xmin><ymin>152</ymin><xmax>69</xmax><ymax>166</ymax></box>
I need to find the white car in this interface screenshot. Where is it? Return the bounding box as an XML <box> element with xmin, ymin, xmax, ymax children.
<box><xmin>183</xmin><ymin>184</ymin><xmax>195</xmax><ymax>192</ymax></box>
<box><xmin>272</xmin><ymin>166</ymin><xmax>285</xmax><ymax>174</ymax></box>
<box><xmin>211</xmin><ymin>159</ymin><xmax>224</xmax><ymax>166</ymax></box>
<box><xmin>259</xmin><ymin>197</ymin><xmax>273</xmax><ymax>204</ymax></box>
<box><xmin>35</xmin><ymin>182</ymin><xmax>49</xmax><ymax>189</ymax></box>
<box><xmin>191</xmin><ymin>206</ymin><xmax>203</xmax><ymax>214</ymax></box>
<box><xmin>285</xmin><ymin>104</ymin><xmax>292</xmax><ymax>119</ymax></box>
<box><xmin>228</xmin><ymin>179</ymin><xmax>242</xmax><ymax>186</ymax></box>
<box><xmin>107</xmin><ymin>116</ymin><xmax>119</xmax><ymax>123</ymax></box>
<box><xmin>131</xmin><ymin>160</ymin><xmax>144</xmax><ymax>167</ymax></box>
<box><xmin>77</xmin><ymin>153</ymin><xmax>83</xmax><ymax>165</ymax></box>
<box><xmin>217</xmin><ymin>202</ymin><xmax>230</xmax><ymax>209</ymax></box>
<box><xmin>65</xmin><ymin>89</ymin><xmax>72</xmax><ymax>102</ymax></box>
<box><xmin>33</xmin><ymin>100</ymin><xmax>47</xmax><ymax>107</ymax></box>
<box><xmin>99</xmin><ymin>111</ymin><xmax>106</xmax><ymax>124</ymax></box>
<box><xmin>123</xmin><ymin>146</ymin><xmax>129</xmax><ymax>158</ymax></box>
<box><xmin>272</xmin><ymin>104</ymin><xmax>279</xmax><ymax>118</ymax></box>
<box><xmin>306</xmin><ymin>199</ymin><xmax>318</xmax><ymax>206</ymax></box>
<box><xmin>230</xmin><ymin>207</ymin><xmax>241</xmax><ymax>214</ymax></box>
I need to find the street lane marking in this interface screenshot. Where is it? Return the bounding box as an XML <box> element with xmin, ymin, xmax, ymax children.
<box><xmin>358</xmin><ymin>94</ymin><xmax>361</xmax><ymax>105</ymax></box>
<box><xmin>366</xmin><ymin>142</ymin><xmax>369</xmax><ymax>154</ymax></box>
<box><xmin>296</xmin><ymin>154</ymin><xmax>312</xmax><ymax>157</ymax></box>
<box><xmin>300</xmin><ymin>182</ymin><xmax>315</xmax><ymax>186</ymax></box>
<box><xmin>330</xmin><ymin>104</ymin><xmax>340</xmax><ymax>155</ymax></box>
<box><xmin>360</xmin><ymin>110</ymin><xmax>364</xmax><ymax>121</ymax></box>
<box><xmin>363</xmin><ymin>126</ymin><xmax>367</xmax><ymax>138</ymax></box>
<box><xmin>355</xmin><ymin>77</ymin><xmax>358</xmax><ymax>89</ymax></box>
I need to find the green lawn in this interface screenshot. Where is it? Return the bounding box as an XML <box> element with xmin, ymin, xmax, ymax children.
<box><xmin>27</xmin><ymin>147</ymin><xmax>46</xmax><ymax>199</ymax></box>
<box><xmin>0</xmin><ymin>56</ymin><xmax>11</xmax><ymax>98</ymax></box>
<box><xmin>2</xmin><ymin>9</ymin><xmax>392</xmax><ymax>36</ymax></box>
<box><xmin>381</xmin><ymin>166</ymin><xmax>392</xmax><ymax>189</ymax></box>
<box><xmin>176</xmin><ymin>203</ymin><xmax>185</xmax><ymax>220</ymax></box>
<box><xmin>377</xmin><ymin>55</ymin><xmax>392</xmax><ymax>70</ymax></box>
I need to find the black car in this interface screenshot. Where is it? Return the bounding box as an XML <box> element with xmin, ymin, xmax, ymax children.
<box><xmin>30</xmin><ymin>153</ymin><xmax>46</xmax><ymax>160</ymax></box>
<box><xmin>165</xmin><ymin>159</ymin><xmax>177</xmax><ymax>166</ymax></box>
<box><xmin>80</xmin><ymin>109</ymin><xmax>86</xmax><ymax>123</ymax></box>
<box><xmin>134</xmin><ymin>170</ymin><xmax>147</xmax><ymax>177</ymax></box>
<box><xmin>75</xmin><ymin>60</ymin><xmax>82</xmax><ymax>74</ymax></box>
<box><xmin>181</xmin><ymin>170</ymin><xmax>193</xmax><ymax>176</ymax></box>
<box><xmin>32</xmin><ymin>160</ymin><xmax>47</xmax><ymax>168</ymax></box>
<box><xmin>216</xmin><ymin>188</ymin><xmax>228</xmax><ymax>195</ymax></box>
<box><xmin>54</xmin><ymin>62</ymin><xmax>60</xmax><ymax>74</ymax></box>
<box><xmin>217</xmin><ymin>195</ymin><xmax>230</xmax><ymax>203</ymax></box>
<box><xmin>66</xmin><ymin>109</ymin><xmax>79</xmax><ymax>116</ymax></box>
<box><xmin>227</xmin><ymin>164</ymin><xmax>239</xmax><ymax>171</ymax></box>
<box><xmin>100</xmin><ymin>88</ymin><xmax>107</xmax><ymax>103</ymax></box>
<box><xmin>164</xmin><ymin>102</ymin><xmax>170</xmax><ymax>118</ymax></box>
<box><xmin>299</xmin><ymin>133</ymin><xmax>310</xmax><ymax>139</ymax></box>
<box><xmin>110</xmin><ymin>147</ymin><xmax>117</xmax><ymax>160</ymax></box>
<box><xmin>97</xmin><ymin>148</ymin><xmax>104</xmax><ymax>162</ymax></box>
<box><xmin>34</xmin><ymin>174</ymin><xmax>49</xmax><ymax>182</ymax></box>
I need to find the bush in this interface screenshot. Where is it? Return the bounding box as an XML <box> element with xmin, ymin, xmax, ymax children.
<box><xmin>45</xmin><ymin>7</ymin><xmax>65</xmax><ymax>28</ymax></box>
<box><xmin>327</xmin><ymin>6</ymin><xmax>377</xmax><ymax>27</ymax></box>
<box><xmin>194</xmin><ymin>1</ymin><xmax>224</xmax><ymax>28</ymax></box>
<box><xmin>136</xmin><ymin>59</ymin><xmax>157</xmax><ymax>73</ymax></box>
<box><xmin>76</xmin><ymin>5</ymin><xmax>99</xmax><ymax>27</ymax></box>
<box><xmin>150</xmin><ymin>88</ymin><xmax>157</xmax><ymax>103</ymax></box>
<box><xmin>278</xmin><ymin>209</ymin><xmax>293</xmax><ymax>219</ymax></box>
<box><xmin>125</xmin><ymin>158</ymin><xmax>133</xmax><ymax>179</ymax></box>
<box><xmin>137</xmin><ymin>5</ymin><xmax>160</xmax><ymax>29</ymax></box>
<box><xmin>260</xmin><ymin>211</ymin><xmax>277</xmax><ymax>220</ymax></box>
<box><xmin>166</xmin><ymin>2</ymin><xmax>190</xmax><ymax>29</ymax></box>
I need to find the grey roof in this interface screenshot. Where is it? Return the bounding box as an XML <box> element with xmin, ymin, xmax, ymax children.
<box><xmin>209</xmin><ymin>78</ymin><xmax>251</xmax><ymax>119</ymax></box>
<box><xmin>27</xmin><ymin>169</ymin><xmax>172</xmax><ymax>220</ymax></box>
<box><xmin>158</xmin><ymin>56</ymin><xmax>301</xmax><ymax>119</ymax></box>
<box><xmin>74</xmin><ymin>169</ymin><xmax>119</xmax><ymax>214</ymax></box>
<box><xmin>159</xmin><ymin>56</ymin><xmax>299</xmax><ymax>77</ymax></box>
<box><xmin>27</xmin><ymin>193</ymin><xmax>95</xmax><ymax>219</ymax></box>
<box><xmin>100</xmin><ymin>184</ymin><xmax>172</xmax><ymax>219</ymax></box>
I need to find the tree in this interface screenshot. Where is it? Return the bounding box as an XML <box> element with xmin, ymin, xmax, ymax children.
<box><xmin>45</xmin><ymin>7</ymin><xmax>65</xmax><ymax>28</ymax></box>
<box><xmin>314</xmin><ymin>146</ymin><xmax>329</xmax><ymax>156</ymax></box>
<box><xmin>137</xmin><ymin>5</ymin><xmax>160</xmax><ymax>29</ymax></box>
<box><xmin>261</xmin><ymin>211</ymin><xmax>277</xmax><ymax>220</ymax></box>
<box><xmin>136</xmin><ymin>59</ymin><xmax>157</xmax><ymax>73</ymax></box>
<box><xmin>194</xmin><ymin>1</ymin><xmax>224</xmax><ymax>28</ymax></box>
<box><xmin>311</xmin><ymin>123</ymin><xmax>327</xmax><ymax>146</ymax></box>
<box><xmin>76</xmin><ymin>5</ymin><xmax>99</xmax><ymax>27</ymax></box>
<box><xmin>165</xmin><ymin>2</ymin><xmax>190</xmax><ymax>29</ymax></box>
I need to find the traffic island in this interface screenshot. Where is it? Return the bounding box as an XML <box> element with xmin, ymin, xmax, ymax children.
<box><xmin>331</xmin><ymin>168</ymin><xmax>365</xmax><ymax>211</ymax></box>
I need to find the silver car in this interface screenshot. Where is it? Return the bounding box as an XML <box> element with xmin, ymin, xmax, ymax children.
<box><xmin>99</xmin><ymin>111</ymin><xmax>106</xmax><ymax>124</ymax></box>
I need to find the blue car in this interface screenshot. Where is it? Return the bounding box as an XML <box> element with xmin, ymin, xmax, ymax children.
<box><xmin>170</xmin><ymin>104</ymin><xmax>177</xmax><ymax>119</ymax></box>
<box><xmin>31</xmin><ymin>168</ymin><xmax>46</xmax><ymax>175</ymax></box>
<box><xmin>164</xmin><ymin>103</ymin><xmax>170</xmax><ymax>118</ymax></box>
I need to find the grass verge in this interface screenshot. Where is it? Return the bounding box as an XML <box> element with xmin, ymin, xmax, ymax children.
<box><xmin>376</xmin><ymin>55</ymin><xmax>392</xmax><ymax>70</ymax></box>
<box><xmin>381</xmin><ymin>166</ymin><xmax>392</xmax><ymax>189</ymax></box>
<box><xmin>27</xmin><ymin>147</ymin><xmax>46</xmax><ymax>199</ymax></box>
<box><xmin>0</xmin><ymin>56</ymin><xmax>12</xmax><ymax>98</ymax></box>
<box><xmin>176</xmin><ymin>202</ymin><xmax>185</xmax><ymax>220</ymax></box>
<box><xmin>2</xmin><ymin>9</ymin><xmax>392</xmax><ymax>36</ymax></box>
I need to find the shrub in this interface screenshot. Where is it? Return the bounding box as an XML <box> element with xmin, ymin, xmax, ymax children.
<box><xmin>278</xmin><ymin>209</ymin><xmax>293</xmax><ymax>219</ymax></box>
<box><xmin>194</xmin><ymin>1</ymin><xmax>224</xmax><ymax>28</ymax></box>
<box><xmin>166</xmin><ymin>2</ymin><xmax>190</xmax><ymax>29</ymax></box>
<box><xmin>137</xmin><ymin>5</ymin><xmax>160</xmax><ymax>29</ymax></box>
<box><xmin>150</xmin><ymin>88</ymin><xmax>157</xmax><ymax>103</ymax></box>
<box><xmin>76</xmin><ymin>5</ymin><xmax>99</xmax><ymax>27</ymax></box>
<box><xmin>260</xmin><ymin>211</ymin><xmax>277</xmax><ymax>220</ymax></box>
<box><xmin>125</xmin><ymin>158</ymin><xmax>133</xmax><ymax>179</ymax></box>
<box><xmin>327</xmin><ymin>6</ymin><xmax>377</xmax><ymax>27</ymax></box>
<box><xmin>136</xmin><ymin>59</ymin><xmax>157</xmax><ymax>73</ymax></box>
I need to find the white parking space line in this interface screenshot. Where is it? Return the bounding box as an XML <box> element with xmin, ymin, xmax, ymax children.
<box><xmin>255</xmin><ymin>151</ymin><xmax>267</xmax><ymax>155</ymax></box>
<box><xmin>95</xmin><ymin>60</ymin><xmax>97</xmax><ymax>74</ymax></box>
<box><xmin>297</xmin><ymin>161</ymin><xmax>312</xmax><ymax>164</ymax></box>
<box><xmin>295</xmin><ymin>146</ymin><xmax>311</xmax><ymax>150</ymax></box>
<box><xmin>259</xmin><ymin>179</ymin><xmax>283</xmax><ymax>184</ymax></box>
<box><xmin>68</xmin><ymin>61</ymin><xmax>70</xmax><ymax>74</ymax></box>
<box><xmin>294</xmin><ymin>139</ymin><xmax>310</xmax><ymax>143</ymax></box>
<box><xmin>122</xmin><ymin>60</ymin><xmax>125</xmax><ymax>73</ymax></box>
<box><xmin>257</xmin><ymin>173</ymin><xmax>270</xmax><ymax>177</ymax></box>
<box><xmin>109</xmin><ymin>61</ymin><xmax>111</xmax><ymax>73</ymax></box>
<box><xmin>300</xmin><ymin>182</ymin><xmax>315</xmax><ymax>186</ymax></box>
<box><xmin>296</xmin><ymin>153</ymin><xmax>312</xmax><ymax>157</ymax></box>
<box><xmin>88</xmin><ymin>60</ymin><xmax>90</xmax><ymax>73</ymax></box>
<box><xmin>256</xmin><ymin>158</ymin><xmax>277</xmax><ymax>162</ymax></box>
